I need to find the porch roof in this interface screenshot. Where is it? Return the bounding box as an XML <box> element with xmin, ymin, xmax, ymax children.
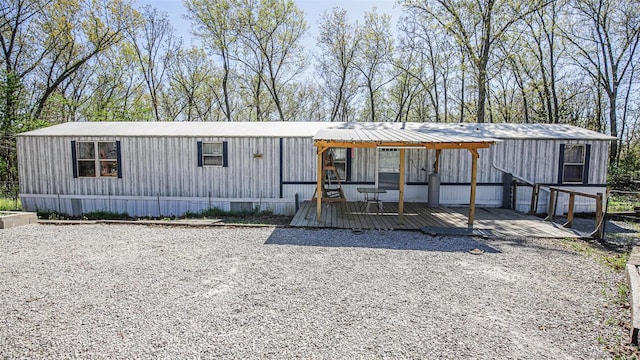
<box><xmin>312</xmin><ymin>128</ymin><xmax>498</xmax><ymax>227</ymax></box>
<box><xmin>312</xmin><ymin>128</ymin><xmax>498</xmax><ymax>150</ymax></box>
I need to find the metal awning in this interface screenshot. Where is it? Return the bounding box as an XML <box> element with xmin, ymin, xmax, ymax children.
<box><xmin>312</xmin><ymin>128</ymin><xmax>498</xmax><ymax>226</ymax></box>
<box><xmin>313</xmin><ymin>128</ymin><xmax>495</xmax><ymax>149</ymax></box>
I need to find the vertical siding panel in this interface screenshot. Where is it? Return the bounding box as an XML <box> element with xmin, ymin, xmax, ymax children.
<box><xmin>17</xmin><ymin>129</ymin><xmax>612</xmax><ymax>217</ymax></box>
<box><xmin>176</xmin><ymin>137</ymin><xmax>186</xmax><ymax>196</ymax></box>
<box><xmin>162</xmin><ymin>137</ymin><xmax>171</xmax><ymax>196</ymax></box>
<box><xmin>366</xmin><ymin>148</ymin><xmax>375</xmax><ymax>182</ymax></box>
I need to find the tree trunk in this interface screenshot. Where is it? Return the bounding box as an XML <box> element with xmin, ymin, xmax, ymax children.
<box><xmin>459</xmin><ymin>49</ymin><xmax>465</xmax><ymax>123</ymax></box>
<box><xmin>330</xmin><ymin>66</ymin><xmax>348</xmax><ymax>122</ymax></box>
<box><xmin>476</xmin><ymin>67</ymin><xmax>487</xmax><ymax>123</ymax></box>
<box><xmin>221</xmin><ymin>53</ymin><xmax>232</xmax><ymax>122</ymax></box>
<box><xmin>368</xmin><ymin>79</ymin><xmax>376</xmax><ymax>122</ymax></box>
<box><xmin>609</xmin><ymin>93</ymin><xmax>619</xmax><ymax>165</ymax></box>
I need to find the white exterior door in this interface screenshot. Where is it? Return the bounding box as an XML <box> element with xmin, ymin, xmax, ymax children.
<box><xmin>376</xmin><ymin>148</ymin><xmax>401</xmax><ymax>201</ymax></box>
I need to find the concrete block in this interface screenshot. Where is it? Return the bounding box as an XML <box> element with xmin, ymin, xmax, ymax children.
<box><xmin>627</xmin><ymin>263</ymin><xmax>640</xmax><ymax>345</ymax></box>
<box><xmin>0</xmin><ymin>211</ymin><xmax>38</xmax><ymax>229</ymax></box>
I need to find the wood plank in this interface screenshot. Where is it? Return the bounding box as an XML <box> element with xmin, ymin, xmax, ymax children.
<box><xmin>402</xmin><ymin>203</ymin><xmax>423</xmax><ymax>229</ymax></box>
<box><xmin>469</xmin><ymin>151</ymin><xmax>478</xmax><ymax>226</ymax></box>
<box><xmin>352</xmin><ymin>204</ymin><xmax>363</xmax><ymax>229</ymax></box>
<box><xmin>381</xmin><ymin>213</ymin><xmax>396</xmax><ymax>230</ymax></box>
<box><xmin>289</xmin><ymin>202</ymin><xmax>580</xmax><ymax>237</ymax></box>
<box><xmin>345</xmin><ymin>202</ymin><xmax>357</xmax><ymax>229</ymax></box>
<box><xmin>399</xmin><ymin>149</ymin><xmax>405</xmax><ymax>224</ymax></box>
<box><xmin>421</xmin><ymin>207</ymin><xmax>441</xmax><ymax>227</ymax></box>
<box><xmin>427</xmin><ymin>207</ymin><xmax>455</xmax><ymax>228</ymax></box>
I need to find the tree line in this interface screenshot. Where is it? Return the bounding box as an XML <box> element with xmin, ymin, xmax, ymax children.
<box><xmin>1</xmin><ymin>0</ymin><xmax>639</xmax><ymax>184</ymax></box>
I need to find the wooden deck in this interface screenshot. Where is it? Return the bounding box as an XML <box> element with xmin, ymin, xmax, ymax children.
<box><xmin>290</xmin><ymin>201</ymin><xmax>581</xmax><ymax>238</ymax></box>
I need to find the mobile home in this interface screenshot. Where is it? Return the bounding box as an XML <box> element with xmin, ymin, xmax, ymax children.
<box><xmin>17</xmin><ymin>121</ymin><xmax>614</xmax><ymax>217</ymax></box>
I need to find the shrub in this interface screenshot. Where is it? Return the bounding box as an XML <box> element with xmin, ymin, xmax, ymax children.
<box><xmin>82</xmin><ymin>211</ymin><xmax>130</xmax><ymax>220</ymax></box>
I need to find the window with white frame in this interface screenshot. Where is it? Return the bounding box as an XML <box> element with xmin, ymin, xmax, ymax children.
<box><xmin>378</xmin><ymin>148</ymin><xmax>400</xmax><ymax>190</ymax></box>
<box><xmin>331</xmin><ymin>148</ymin><xmax>347</xmax><ymax>180</ymax></box>
<box><xmin>562</xmin><ymin>144</ymin><xmax>585</xmax><ymax>183</ymax></box>
<box><xmin>75</xmin><ymin>141</ymin><xmax>119</xmax><ymax>178</ymax></box>
<box><xmin>202</xmin><ymin>142</ymin><xmax>224</xmax><ymax>166</ymax></box>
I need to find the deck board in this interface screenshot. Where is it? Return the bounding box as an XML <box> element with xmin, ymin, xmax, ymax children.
<box><xmin>290</xmin><ymin>201</ymin><xmax>581</xmax><ymax>239</ymax></box>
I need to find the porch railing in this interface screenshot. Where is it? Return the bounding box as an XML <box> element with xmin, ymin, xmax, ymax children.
<box><xmin>543</xmin><ymin>186</ymin><xmax>605</xmax><ymax>240</ymax></box>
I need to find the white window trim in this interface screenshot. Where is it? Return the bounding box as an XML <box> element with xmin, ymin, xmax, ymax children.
<box><xmin>202</xmin><ymin>141</ymin><xmax>224</xmax><ymax>167</ymax></box>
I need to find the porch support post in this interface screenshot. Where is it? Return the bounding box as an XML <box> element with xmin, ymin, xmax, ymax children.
<box><xmin>399</xmin><ymin>148</ymin><xmax>406</xmax><ymax>224</ymax></box>
<box><xmin>434</xmin><ymin>149</ymin><xmax>442</xmax><ymax>174</ymax></box>
<box><xmin>468</xmin><ymin>148</ymin><xmax>479</xmax><ymax>226</ymax></box>
<box><xmin>316</xmin><ymin>146</ymin><xmax>324</xmax><ymax>222</ymax></box>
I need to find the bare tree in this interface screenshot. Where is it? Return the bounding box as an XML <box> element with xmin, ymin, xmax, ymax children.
<box><xmin>186</xmin><ymin>0</ymin><xmax>239</xmax><ymax>121</ymax></box>
<box><xmin>127</xmin><ymin>5</ymin><xmax>181</xmax><ymax>121</ymax></box>
<box><xmin>315</xmin><ymin>7</ymin><xmax>360</xmax><ymax>122</ymax></box>
<box><xmin>168</xmin><ymin>47</ymin><xmax>222</xmax><ymax>122</ymax></box>
<box><xmin>237</xmin><ymin>0</ymin><xmax>307</xmax><ymax>121</ymax></box>
<box><xmin>402</xmin><ymin>0</ymin><xmax>547</xmax><ymax>123</ymax></box>
<box><xmin>396</xmin><ymin>12</ymin><xmax>458</xmax><ymax>122</ymax></box>
<box><xmin>353</xmin><ymin>8</ymin><xmax>393</xmax><ymax>122</ymax></box>
<box><xmin>563</xmin><ymin>0</ymin><xmax>640</xmax><ymax>164</ymax></box>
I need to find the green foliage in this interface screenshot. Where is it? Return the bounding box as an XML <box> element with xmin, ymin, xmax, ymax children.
<box><xmin>185</xmin><ymin>0</ymin><xmax>307</xmax><ymax>122</ymax></box>
<box><xmin>183</xmin><ymin>207</ymin><xmax>227</xmax><ymax>218</ymax></box>
<box><xmin>0</xmin><ymin>198</ymin><xmax>21</xmax><ymax>211</ymax></box>
<box><xmin>610</xmin><ymin>144</ymin><xmax>640</xmax><ymax>191</ymax></box>
<box><xmin>607</xmin><ymin>192</ymin><xmax>640</xmax><ymax>213</ymax></box>
<box><xmin>564</xmin><ymin>238</ymin><xmax>629</xmax><ymax>272</ymax></box>
<box><xmin>37</xmin><ymin>210</ymin><xmax>130</xmax><ymax>220</ymax></box>
<box><xmin>183</xmin><ymin>206</ymin><xmax>273</xmax><ymax>219</ymax></box>
<box><xmin>616</xmin><ymin>282</ymin><xmax>630</xmax><ymax>304</ymax></box>
<box><xmin>81</xmin><ymin>210</ymin><xmax>130</xmax><ymax>220</ymax></box>
<box><xmin>602</xmin><ymin>253</ymin><xmax>630</xmax><ymax>272</ymax></box>
<box><xmin>37</xmin><ymin>210</ymin><xmax>70</xmax><ymax>220</ymax></box>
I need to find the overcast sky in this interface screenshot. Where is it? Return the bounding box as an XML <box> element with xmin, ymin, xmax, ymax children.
<box><xmin>136</xmin><ymin>0</ymin><xmax>402</xmax><ymax>53</ymax></box>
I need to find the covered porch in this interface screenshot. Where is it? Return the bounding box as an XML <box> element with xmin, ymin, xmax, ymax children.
<box><xmin>312</xmin><ymin>127</ymin><xmax>498</xmax><ymax>226</ymax></box>
<box><xmin>290</xmin><ymin>201</ymin><xmax>580</xmax><ymax>238</ymax></box>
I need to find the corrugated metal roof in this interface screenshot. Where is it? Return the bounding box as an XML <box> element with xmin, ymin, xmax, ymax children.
<box><xmin>18</xmin><ymin>121</ymin><xmax>616</xmax><ymax>140</ymax></box>
<box><xmin>18</xmin><ymin>121</ymin><xmax>336</xmax><ymax>137</ymax></box>
<box><xmin>313</xmin><ymin>128</ymin><xmax>494</xmax><ymax>144</ymax></box>
<box><xmin>403</xmin><ymin>122</ymin><xmax>617</xmax><ymax>140</ymax></box>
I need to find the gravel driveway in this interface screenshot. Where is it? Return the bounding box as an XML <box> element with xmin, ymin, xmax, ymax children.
<box><xmin>0</xmin><ymin>224</ymin><xmax>625</xmax><ymax>358</ymax></box>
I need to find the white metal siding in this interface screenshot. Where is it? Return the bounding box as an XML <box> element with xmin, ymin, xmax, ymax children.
<box><xmin>19</xmin><ymin>136</ymin><xmax>281</xmax><ymax>199</ymax></box>
<box><xmin>490</xmin><ymin>139</ymin><xmax>609</xmax><ymax>185</ymax></box>
<box><xmin>282</xmin><ymin>137</ymin><xmax>316</xmax><ymax>182</ymax></box>
<box><xmin>17</xmin><ymin>133</ymin><xmax>611</xmax><ymax>217</ymax></box>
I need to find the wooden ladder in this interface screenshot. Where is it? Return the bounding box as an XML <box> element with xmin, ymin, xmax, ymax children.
<box><xmin>322</xmin><ymin>165</ymin><xmax>346</xmax><ymax>202</ymax></box>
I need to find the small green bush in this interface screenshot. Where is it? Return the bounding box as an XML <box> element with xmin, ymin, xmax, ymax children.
<box><xmin>183</xmin><ymin>206</ymin><xmax>274</xmax><ymax>219</ymax></box>
<box><xmin>0</xmin><ymin>197</ymin><xmax>21</xmax><ymax>211</ymax></box>
<box><xmin>609</xmin><ymin>156</ymin><xmax>640</xmax><ymax>191</ymax></box>
<box><xmin>81</xmin><ymin>211</ymin><xmax>130</xmax><ymax>220</ymax></box>
<box><xmin>37</xmin><ymin>210</ymin><xmax>130</xmax><ymax>220</ymax></box>
<box><xmin>37</xmin><ymin>210</ymin><xmax>70</xmax><ymax>220</ymax></box>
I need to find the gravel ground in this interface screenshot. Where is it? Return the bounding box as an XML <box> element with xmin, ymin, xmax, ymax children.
<box><xmin>558</xmin><ymin>216</ymin><xmax>640</xmax><ymax>247</ymax></box>
<box><xmin>0</xmin><ymin>224</ymin><xmax>628</xmax><ymax>359</ymax></box>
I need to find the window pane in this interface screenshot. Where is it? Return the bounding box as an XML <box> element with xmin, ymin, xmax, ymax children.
<box><xmin>203</xmin><ymin>142</ymin><xmax>222</xmax><ymax>155</ymax></box>
<box><xmin>333</xmin><ymin>148</ymin><xmax>346</xmax><ymax>162</ymax></box>
<box><xmin>78</xmin><ymin>161</ymin><xmax>96</xmax><ymax>177</ymax></box>
<box><xmin>563</xmin><ymin>165</ymin><xmax>584</xmax><ymax>183</ymax></box>
<box><xmin>379</xmin><ymin>149</ymin><xmax>399</xmax><ymax>172</ymax></box>
<box><xmin>203</xmin><ymin>155</ymin><xmax>223</xmax><ymax>166</ymax></box>
<box><xmin>98</xmin><ymin>142</ymin><xmax>117</xmax><ymax>160</ymax></box>
<box><xmin>379</xmin><ymin>172</ymin><xmax>400</xmax><ymax>190</ymax></box>
<box><xmin>334</xmin><ymin>163</ymin><xmax>346</xmax><ymax>180</ymax></box>
<box><xmin>77</xmin><ymin>142</ymin><xmax>94</xmax><ymax>159</ymax></box>
<box><xmin>564</xmin><ymin>145</ymin><xmax>584</xmax><ymax>164</ymax></box>
<box><xmin>100</xmin><ymin>161</ymin><xmax>118</xmax><ymax>177</ymax></box>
